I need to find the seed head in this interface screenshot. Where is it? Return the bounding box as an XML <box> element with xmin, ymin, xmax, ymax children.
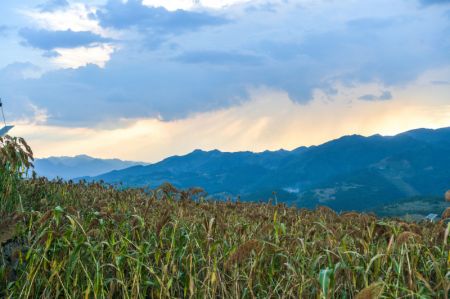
<box><xmin>396</xmin><ymin>231</ymin><xmax>421</xmax><ymax>247</ymax></box>
<box><xmin>441</xmin><ymin>207</ymin><xmax>450</xmax><ymax>219</ymax></box>
<box><xmin>225</xmin><ymin>240</ymin><xmax>261</xmax><ymax>269</ymax></box>
<box><xmin>355</xmin><ymin>282</ymin><xmax>384</xmax><ymax>299</ymax></box>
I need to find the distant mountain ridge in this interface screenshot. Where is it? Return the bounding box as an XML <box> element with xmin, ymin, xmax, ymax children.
<box><xmin>34</xmin><ymin>155</ymin><xmax>147</xmax><ymax>179</ymax></box>
<box><xmin>84</xmin><ymin>127</ymin><xmax>450</xmax><ymax>211</ymax></box>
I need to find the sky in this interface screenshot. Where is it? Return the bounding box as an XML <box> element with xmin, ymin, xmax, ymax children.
<box><xmin>0</xmin><ymin>0</ymin><xmax>449</xmax><ymax>162</ymax></box>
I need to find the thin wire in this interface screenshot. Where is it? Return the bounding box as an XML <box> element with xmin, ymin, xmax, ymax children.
<box><xmin>0</xmin><ymin>98</ymin><xmax>6</xmax><ymax>127</ymax></box>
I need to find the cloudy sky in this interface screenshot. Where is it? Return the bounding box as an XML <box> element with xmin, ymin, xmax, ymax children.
<box><xmin>1</xmin><ymin>0</ymin><xmax>450</xmax><ymax>162</ymax></box>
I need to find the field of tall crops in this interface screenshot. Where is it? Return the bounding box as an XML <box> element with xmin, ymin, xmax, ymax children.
<box><xmin>1</xmin><ymin>136</ymin><xmax>449</xmax><ymax>298</ymax></box>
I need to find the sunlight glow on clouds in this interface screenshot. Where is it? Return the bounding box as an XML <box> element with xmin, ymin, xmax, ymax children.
<box><xmin>14</xmin><ymin>71</ymin><xmax>450</xmax><ymax>161</ymax></box>
<box><xmin>26</xmin><ymin>104</ymin><xmax>50</xmax><ymax>125</ymax></box>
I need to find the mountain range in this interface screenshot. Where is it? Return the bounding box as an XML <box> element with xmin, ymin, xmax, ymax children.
<box><xmin>79</xmin><ymin>127</ymin><xmax>450</xmax><ymax>212</ymax></box>
<box><xmin>33</xmin><ymin>155</ymin><xmax>147</xmax><ymax>179</ymax></box>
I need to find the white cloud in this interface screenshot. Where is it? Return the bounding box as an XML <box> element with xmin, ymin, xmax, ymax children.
<box><xmin>21</xmin><ymin>2</ymin><xmax>120</xmax><ymax>69</ymax></box>
<box><xmin>142</xmin><ymin>0</ymin><xmax>255</xmax><ymax>11</ymax></box>
<box><xmin>24</xmin><ymin>3</ymin><xmax>105</xmax><ymax>35</ymax></box>
<box><xmin>142</xmin><ymin>0</ymin><xmax>196</xmax><ymax>11</ymax></box>
<box><xmin>52</xmin><ymin>44</ymin><xmax>115</xmax><ymax>68</ymax></box>
<box><xmin>14</xmin><ymin>102</ymin><xmax>50</xmax><ymax>126</ymax></box>
<box><xmin>29</xmin><ymin>104</ymin><xmax>50</xmax><ymax>125</ymax></box>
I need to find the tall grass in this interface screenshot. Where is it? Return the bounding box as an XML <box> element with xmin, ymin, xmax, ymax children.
<box><xmin>0</xmin><ymin>136</ymin><xmax>33</xmax><ymax>212</ymax></box>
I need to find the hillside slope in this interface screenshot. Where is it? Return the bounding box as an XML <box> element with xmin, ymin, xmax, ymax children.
<box><xmin>86</xmin><ymin>127</ymin><xmax>450</xmax><ymax>211</ymax></box>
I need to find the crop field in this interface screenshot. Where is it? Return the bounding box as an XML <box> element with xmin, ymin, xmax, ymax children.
<box><xmin>1</xmin><ymin>136</ymin><xmax>449</xmax><ymax>298</ymax></box>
